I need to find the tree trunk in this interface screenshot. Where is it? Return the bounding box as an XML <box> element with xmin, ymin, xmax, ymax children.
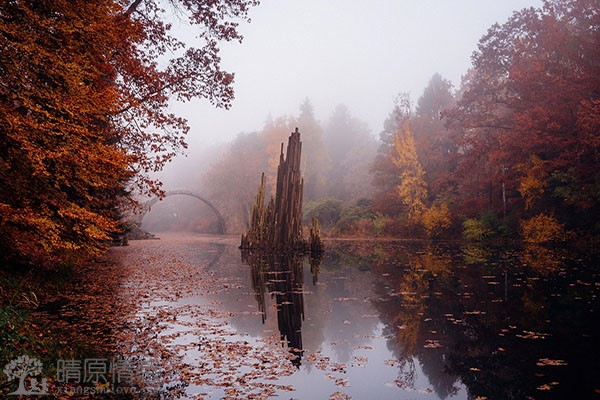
<box><xmin>240</xmin><ymin>128</ymin><xmax>322</xmax><ymax>254</ymax></box>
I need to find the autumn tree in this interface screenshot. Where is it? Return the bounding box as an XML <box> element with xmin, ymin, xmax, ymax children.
<box><xmin>446</xmin><ymin>0</ymin><xmax>600</xmax><ymax>230</ymax></box>
<box><xmin>0</xmin><ymin>1</ymin><xmax>133</xmax><ymax>266</ymax></box>
<box><xmin>412</xmin><ymin>74</ymin><xmax>458</xmax><ymax>200</ymax></box>
<box><xmin>372</xmin><ymin>108</ymin><xmax>405</xmax><ymax>216</ymax></box>
<box><xmin>391</xmin><ymin>110</ymin><xmax>428</xmax><ymax>223</ymax></box>
<box><xmin>0</xmin><ymin>0</ymin><xmax>258</xmax><ymax>266</ymax></box>
<box><xmin>372</xmin><ymin>96</ymin><xmax>428</xmax><ymax>224</ymax></box>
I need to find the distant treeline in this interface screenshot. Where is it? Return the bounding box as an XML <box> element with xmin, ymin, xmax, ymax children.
<box><xmin>170</xmin><ymin>0</ymin><xmax>599</xmax><ymax>243</ymax></box>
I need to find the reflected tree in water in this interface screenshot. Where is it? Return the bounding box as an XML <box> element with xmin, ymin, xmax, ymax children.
<box><xmin>519</xmin><ymin>244</ymin><xmax>565</xmax><ymax>276</ymax></box>
<box><xmin>366</xmin><ymin>240</ymin><xmax>600</xmax><ymax>399</ymax></box>
<box><xmin>372</xmin><ymin>244</ymin><xmax>462</xmax><ymax>398</ymax></box>
<box><xmin>242</xmin><ymin>251</ymin><xmax>321</xmax><ymax>367</ymax></box>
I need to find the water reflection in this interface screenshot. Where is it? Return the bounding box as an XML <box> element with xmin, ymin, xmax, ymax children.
<box><xmin>242</xmin><ymin>252</ymin><xmax>321</xmax><ymax>366</ymax></box>
<box><xmin>208</xmin><ymin>239</ymin><xmax>599</xmax><ymax>399</ymax></box>
<box><xmin>366</xmin><ymin>241</ymin><xmax>599</xmax><ymax>399</ymax></box>
<box><xmin>519</xmin><ymin>243</ymin><xmax>565</xmax><ymax>275</ymax></box>
<box><xmin>370</xmin><ymin>244</ymin><xmax>463</xmax><ymax>398</ymax></box>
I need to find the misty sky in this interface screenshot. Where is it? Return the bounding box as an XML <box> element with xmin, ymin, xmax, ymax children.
<box><xmin>165</xmin><ymin>0</ymin><xmax>542</xmax><ymax>178</ymax></box>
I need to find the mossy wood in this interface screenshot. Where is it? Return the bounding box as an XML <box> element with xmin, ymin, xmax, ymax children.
<box><xmin>240</xmin><ymin>128</ymin><xmax>323</xmax><ymax>253</ymax></box>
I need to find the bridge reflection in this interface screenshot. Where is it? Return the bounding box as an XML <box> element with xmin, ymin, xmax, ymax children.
<box><xmin>242</xmin><ymin>251</ymin><xmax>321</xmax><ymax>367</ymax></box>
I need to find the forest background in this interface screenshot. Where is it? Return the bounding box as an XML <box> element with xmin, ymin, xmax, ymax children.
<box><xmin>147</xmin><ymin>0</ymin><xmax>599</xmax><ymax>245</ymax></box>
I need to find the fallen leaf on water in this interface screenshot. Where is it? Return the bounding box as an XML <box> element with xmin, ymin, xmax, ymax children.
<box><xmin>352</xmin><ymin>357</ymin><xmax>368</xmax><ymax>367</ymax></box>
<box><xmin>537</xmin><ymin>383</ymin><xmax>556</xmax><ymax>391</ymax></box>
<box><xmin>424</xmin><ymin>340</ymin><xmax>442</xmax><ymax>349</ymax></box>
<box><xmin>385</xmin><ymin>379</ymin><xmax>412</xmax><ymax>390</ymax></box>
<box><xmin>331</xmin><ymin>363</ymin><xmax>347</xmax><ymax>373</ymax></box>
<box><xmin>536</xmin><ymin>358</ymin><xmax>567</xmax><ymax>367</ymax></box>
<box><xmin>330</xmin><ymin>391</ymin><xmax>351</xmax><ymax>400</ymax></box>
<box><xmin>516</xmin><ymin>330</ymin><xmax>550</xmax><ymax>340</ymax></box>
<box><xmin>335</xmin><ymin>378</ymin><xmax>349</xmax><ymax>387</ymax></box>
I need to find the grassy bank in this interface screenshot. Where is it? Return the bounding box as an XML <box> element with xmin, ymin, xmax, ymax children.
<box><xmin>0</xmin><ymin>260</ymin><xmax>135</xmax><ymax>398</ymax></box>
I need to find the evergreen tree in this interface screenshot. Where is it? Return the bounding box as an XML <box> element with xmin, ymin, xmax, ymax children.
<box><xmin>296</xmin><ymin>99</ymin><xmax>331</xmax><ymax>201</ymax></box>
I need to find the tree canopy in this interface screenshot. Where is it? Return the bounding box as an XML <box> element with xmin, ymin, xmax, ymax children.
<box><xmin>446</xmin><ymin>0</ymin><xmax>600</xmax><ymax>229</ymax></box>
<box><xmin>369</xmin><ymin>0</ymin><xmax>599</xmax><ymax>239</ymax></box>
<box><xmin>0</xmin><ymin>0</ymin><xmax>258</xmax><ymax>266</ymax></box>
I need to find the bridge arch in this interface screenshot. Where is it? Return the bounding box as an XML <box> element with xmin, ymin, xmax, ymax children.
<box><xmin>140</xmin><ymin>190</ymin><xmax>227</xmax><ymax>234</ymax></box>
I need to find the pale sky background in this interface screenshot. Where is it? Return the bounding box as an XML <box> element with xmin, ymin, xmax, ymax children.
<box><xmin>162</xmin><ymin>0</ymin><xmax>543</xmax><ymax>183</ymax></box>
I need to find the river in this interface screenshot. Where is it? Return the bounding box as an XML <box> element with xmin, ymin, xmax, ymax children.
<box><xmin>66</xmin><ymin>233</ymin><xmax>599</xmax><ymax>399</ymax></box>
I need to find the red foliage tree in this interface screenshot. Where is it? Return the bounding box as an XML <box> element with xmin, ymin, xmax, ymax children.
<box><xmin>446</xmin><ymin>0</ymin><xmax>600</xmax><ymax>227</ymax></box>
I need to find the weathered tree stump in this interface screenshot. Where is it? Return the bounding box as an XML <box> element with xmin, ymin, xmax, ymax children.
<box><xmin>309</xmin><ymin>217</ymin><xmax>322</xmax><ymax>254</ymax></box>
<box><xmin>240</xmin><ymin>128</ymin><xmax>323</xmax><ymax>254</ymax></box>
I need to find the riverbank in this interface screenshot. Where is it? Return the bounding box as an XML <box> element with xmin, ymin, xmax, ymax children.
<box><xmin>1</xmin><ymin>234</ymin><xmax>297</xmax><ymax>398</ymax></box>
<box><xmin>0</xmin><ymin>255</ymin><xmax>133</xmax><ymax>398</ymax></box>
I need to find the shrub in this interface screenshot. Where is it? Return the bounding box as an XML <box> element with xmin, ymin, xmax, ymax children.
<box><xmin>421</xmin><ymin>203</ymin><xmax>451</xmax><ymax>238</ymax></box>
<box><xmin>462</xmin><ymin>218</ymin><xmax>492</xmax><ymax>241</ymax></box>
<box><xmin>372</xmin><ymin>213</ymin><xmax>391</xmax><ymax>236</ymax></box>
<box><xmin>335</xmin><ymin>200</ymin><xmax>377</xmax><ymax>235</ymax></box>
<box><xmin>303</xmin><ymin>199</ymin><xmax>343</xmax><ymax>227</ymax></box>
<box><xmin>520</xmin><ymin>213</ymin><xmax>566</xmax><ymax>244</ymax></box>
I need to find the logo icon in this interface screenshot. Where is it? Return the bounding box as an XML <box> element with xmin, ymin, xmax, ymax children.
<box><xmin>3</xmin><ymin>355</ymin><xmax>48</xmax><ymax>395</ymax></box>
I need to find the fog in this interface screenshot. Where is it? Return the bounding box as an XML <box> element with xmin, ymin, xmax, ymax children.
<box><xmin>144</xmin><ymin>0</ymin><xmax>543</xmax><ymax>233</ymax></box>
<box><xmin>174</xmin><ymin>0</ymin><xmax>541</xmax><ymax>145</ymax></box>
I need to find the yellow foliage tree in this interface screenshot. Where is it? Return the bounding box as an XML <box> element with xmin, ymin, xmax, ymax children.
<box><xmin>518</xmin><ymin>155</ymin><xmax>548</xmax><ymax>209</ymax></box>
<box><xmin>421</xmin><ymin>203</ymin><xmax>451</xmax><ymax>238</ymax></box>
<box><xmin>520</xmin><ymin>213</ymin><xmax>566</xmax><ymax>244</ymax></box>
<box><xmin>390</xmin><ymin>115</ymin><xmax>428</xmax><ymax>223</ymax></box>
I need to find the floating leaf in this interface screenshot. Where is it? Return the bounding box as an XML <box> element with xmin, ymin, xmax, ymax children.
<box><xmin>537</xmin><ymin>358</ymin><xmax>567</xmax><ymax>367</ymax></box>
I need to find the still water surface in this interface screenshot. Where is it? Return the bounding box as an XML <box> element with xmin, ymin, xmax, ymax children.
<box><xmin>113</xmin><ymin>235</ymin><xmax>600</xmax><ymax>399</ymax></box>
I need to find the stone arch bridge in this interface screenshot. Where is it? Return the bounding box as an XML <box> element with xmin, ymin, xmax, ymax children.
<box><xmin>126</xmin><ymin>189</ymin><xmax>227</xmax><ymax>235</ymax></box>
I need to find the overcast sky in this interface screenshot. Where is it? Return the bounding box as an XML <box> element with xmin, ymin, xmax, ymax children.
<box><xmin>170</xmin><ymin>0</ymin><xmax>543</xmax><ymax>153</ymax></box>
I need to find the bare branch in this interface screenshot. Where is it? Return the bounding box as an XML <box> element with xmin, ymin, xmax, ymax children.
<box><xmin>124</xmin><ymin>0</ymin><xmax>143</xmax><ymax>17</ymax></box>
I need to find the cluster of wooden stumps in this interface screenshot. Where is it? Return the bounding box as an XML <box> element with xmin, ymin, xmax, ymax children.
<box><xmin>240</xmin><ymin>128</ymin><xmax>323</xmax><ymax>254</ymax></box>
